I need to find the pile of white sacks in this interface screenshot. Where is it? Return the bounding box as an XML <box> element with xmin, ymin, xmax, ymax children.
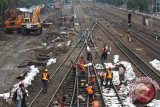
<box><xmin>96</xmin><ymin>55</ymin><xmax>160</xmax><ymax>107</ymax></box>
<box><xmin>95</xmin><ymin>55</ymin><xmax>136</xmax><ymax>107</ymax></box>
<box><xmin>0</xmin><ymin>65</ymin><xmax>39</xmax><ymax>103</ymax></box>
<box><xmin>149</xmin><ymin>59</ymin><xmax>160</xmax><ymax>71</ymax></box>
<box><xmin>0</xmin><ymin>58</ymin><xmax>56</xmax><ymax>103</ymax></box>
<box><xmin>147</xmin><ymin>99</ymin><xmax>160</xmax><ymax>107</ymax></box>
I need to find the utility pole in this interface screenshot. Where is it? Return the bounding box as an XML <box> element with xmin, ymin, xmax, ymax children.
<box><xmin>154</xmin><ymin>0</ymin><xmax>157</xmax><ymax>31</ymax></box>
<box><xmin>126</xmin><ymin>0</ymin><xmax>128</xmax><ymax>19</ymax></box>
<box><xmin>151</xmin><ymin>0</ymin><xmax>153</xmax><ymax>30</ymax></box>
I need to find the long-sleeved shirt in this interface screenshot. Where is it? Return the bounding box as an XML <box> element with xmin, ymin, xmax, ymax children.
<box><xmin>17</xmin><ymin>88</ymin><xmax>23</xmax><ymax>100</ymax></box>
<box><xmin>87</xmin><ymin>46</ymin><xmax>91</xmax><ymax>53</ymax></box>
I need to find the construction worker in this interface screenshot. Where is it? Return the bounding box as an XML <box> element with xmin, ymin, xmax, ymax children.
<box><xmin>92</xmin><ymin>98</ymin><xmax>100</xmax><ymax>107</ymax></box>
<box><xmin>86</xmin><ymin>84</ymin><xmax>94</xmax><ymax>100</ymax></box>
<box><xmin>86</xmin><ymin>45</ymin><xmax>92</xmax><ymax>61</ymax></box>
<box><xmin>105</xmin><ymin>67</ymin><xmax>113</xmax><ymax>88</ymax></box>
<box><xmin>94</xmin><ymin>45</ymin><xmax>99</xmax><ymax>58</ymax></box>
<box><xmin>59</xmin><ymin>96</ymin><xmax>66</xmax><ymax>107</ymax></box>
<box><xmin>71</xmin><ymin>60</ymin><xmax>77</xmax><ymax>76</ymax></box>
<box><xmin>79</xmin><ymin>56</ymin><xmax>86</xmax><ymax>65</ymax></box>
<box><xmin>119</xmin><ymin>64</ymin><xmax>126</xmax><ymax>84</ymax></box>
<box><xmin>89</xmin><ymin>75</ymin><xmax>95</xmax><ymax>85</ymax></box>
<box><xmin>101</xmin><ymin>45</ymin><xmax>107</xmax><ymax>61</ymax></box>
<box><xmin>100</xmin><ymin>72</ymin><xmax>106</xmax><ymax>86</ymax></box>
<box><xmin>79</xmin><ymin>63</ymin><xmax>86</xmax><ymax>78</ymax></box>
<box><xmin>16</xmin><ymin>84</ymin><xmax>23</xmax><ymax>107</ymax></box>
<box><xmin>42</xmin><ymin>69</ymin><xmax>49</xmax><ymax>93</ymax></box>
<box><xmin>21</xmin><ymin>83</ymin><xmax>28</xmax><ymax>107</ymax></box>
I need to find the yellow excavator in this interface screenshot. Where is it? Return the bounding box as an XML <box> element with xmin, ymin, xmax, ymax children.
<box><xmin>21</xmin><ymin>6</ymin><xmax>42</xmax><ymax>35</ymax></box>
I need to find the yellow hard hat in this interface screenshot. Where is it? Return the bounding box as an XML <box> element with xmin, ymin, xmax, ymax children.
<box><xmin>45</xmin><ymin>69</ymin><xmax>48</xmax><ymax>72</ymax></box>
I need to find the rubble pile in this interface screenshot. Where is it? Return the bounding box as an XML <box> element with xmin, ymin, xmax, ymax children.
<box><xmin>17</xmin><ymin>24</ymin><xmax>77</xmax><ymax>73</ymax></box>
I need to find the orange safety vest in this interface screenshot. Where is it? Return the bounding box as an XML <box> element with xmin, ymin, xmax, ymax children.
<box><xmin>107</xmin><ymin>70</ymin><xmax>112</xmax><ymax>79</ymax></box>
<box><xmin>42</xmin><ymin>73</ymin><xmax>49</xmax><ymax>80</ymax></box>
<box><xmin>86</xmin><ymin>86</ymin><xmax>93</xmax><ymax>95</ymax></box>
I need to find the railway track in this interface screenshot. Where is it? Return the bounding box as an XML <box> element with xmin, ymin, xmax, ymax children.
<box><xmin>86</xmin><ymin>28</ymin><xmax>124</xmax><ymax>107</ymax></box>
<box><xmin>87</xmin><ymin>9</ymin><xmax>160</xmax><ymax>106</ymax></box>
<box><xmin>98</xmin><ymin>5</ymin><xmax>160</xmax><ymax>40</ymax></box>
<box><xmin>45</xmin><ymin>22</ymin><xmax>96</xmax><ymax>107</ymax></box>
<box><xmin>46</xmin><ymin>19</ymin><xmax>111</xmax><ymax>107</ymax></box>
<box><xmin>109</xmin><ymin>5</ymin><xmax>160</xmax><ymax>36</ymax></box>
<box><xmin>89</xmin><ymin>7</ymin><xmax>160</xmax><ymax>54</ymax></box>
<box><xmin>92</xmin><ymin>5</ymin><xmax>160</xmax><ymax>43</ymax></box>
<box><xmin>28</xmin><ymin>21</ymin><xmax>93</xmax><ymax>106</ymax></box>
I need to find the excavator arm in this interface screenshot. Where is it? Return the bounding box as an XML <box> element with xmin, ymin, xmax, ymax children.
<box><xmin>31</xmin><ymin>6</ymin><xmax>41</xmax><ymax>23</ymax></box>
<box><xmin>21</xmin><ymin>6</ymin><xmax>42</xmax><ymax>35</ymax></box>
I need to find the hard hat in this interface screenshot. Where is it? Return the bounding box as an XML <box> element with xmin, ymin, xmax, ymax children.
<box><xmin>44</xmin><ymin>69</ymin><xmax>48</xmax><ymax>72</ymax></box>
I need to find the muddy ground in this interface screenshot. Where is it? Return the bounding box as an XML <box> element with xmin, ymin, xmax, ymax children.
<box><xmin>0</xmin><ymin>2</ymin><xmax>159</xmax><ymax>107</ymax></box>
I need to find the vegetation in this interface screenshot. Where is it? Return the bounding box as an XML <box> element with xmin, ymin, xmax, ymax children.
<box><xmin>0</xmin><ymin>0</ymin><xmax>55</xmax><ymax>21</ymax></box>
<box><xmin>20</xmin><ymin>0</ymin><xmax>56</xmax><ymax>8</ymax></box>
<box><xmin>96</xmin><ymin>0</ymin><xmax>160</xmax><ymax>13</ymax></box>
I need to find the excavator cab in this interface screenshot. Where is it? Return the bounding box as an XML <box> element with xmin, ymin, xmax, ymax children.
<box><xmin>5</xmin><ymin>10</ymin><xmax>23</xmax><ymax>33</ymax></box>
<box><xmin>21</xmin><ymin>6</ymin><xmax>42</xmax><ymax>35</ymax></box>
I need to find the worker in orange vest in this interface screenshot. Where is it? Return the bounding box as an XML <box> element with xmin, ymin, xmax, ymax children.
<box><xmin>86</xmin><ymin>84</ymin><xmax>94</xmax><ymax>100</ymax></box>
<box><xmin>92</xmin><ymin>98</ymin><xmax>100</xmax><ymax>107</ymax></box>
<box><xmin>42</xmin><ymin>69</ymin><xmax>49</xmax><ymax>93</ymax></box>
<box><xmin>105</xmin><ymin>67</ymin><xmax>113</xmax><ymax>88</ymax></box>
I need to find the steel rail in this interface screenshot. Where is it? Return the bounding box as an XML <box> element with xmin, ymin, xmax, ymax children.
<box><xmin>103</xmin><ymin>12</ymin><xmax>160</xmax><ymax>52</ymax></box>
<box><xmin>76</xmin><ymin>23</ymin><xmax>96</xmax><ymax>107</ymax></box>
<box><xmin>97</xmin><ymin>22</ymin><xmax>160</xmax><ymax>82</ymax></box>
<box><xmin>104</xmin><ymin>13</ymin><xmax>160</xmax><ymax>53</ymax></box>
<box><xmin>87</xmin><ymin>64</ymin><xmax>90</xmax><ymax>107</ymax></box>
<box><xmin>85</xmin><ymin>24</ymin><xmax>118</xmax><ymax>106</ymax></box>
<box><xmin>90</xmin><ymin>7</ymin><xmax>160</xmax><ymax>51</ymax></box>
<box><xmin>76</xmin><ymin>69</ymin><xmax>80</xmax><ymax>107</ymax></box>
<box><xmin>89</xmin><ymin>8</ymin><xmax>160</xmax><ymax>107</ymax></box>
<box><xmin>115</xmin><ymin>23</ymin><xmax>160</xmax><ymax>53</ymax></box>
<box><xmin>28</xmin><ymin>37</ymin><xmax>82</xmax><ymax>107</ymax></box>
<box><xmin>88</xmin><ymin>8</ymin><xmax>160</xmax><ymax>82</ymax></box>
<box><xmin>101</xmin><ymin>7</ymin><xmax>160</xmax><ymax>39</ymax></box>
<box><xmin>85</xmin><ymin>28</ymin><xmax>124</xmax><ymax>107</ymax></box>
<box><xmin>46</xmin><ymin>22</ymin><xmax>95</xmax><ymax>107</ymax></box>
<box><xmin>46</xmin><ymin>38</ymin><xmax>85</xmax><ymax>107</ymax></box>
<box><xmin>91</xmin><ymin>61</ymin><xmax>106</xmax><ymax>106</ymax></box>
<box><xmin>29</xmin><ymin>21</ymin><xmax>94</xmax><ymax>107</ymax></box>
<box><xmin>69</xmin><ymin>67</ymin><xmax>77</xmax><ymax>107</ymax></box>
